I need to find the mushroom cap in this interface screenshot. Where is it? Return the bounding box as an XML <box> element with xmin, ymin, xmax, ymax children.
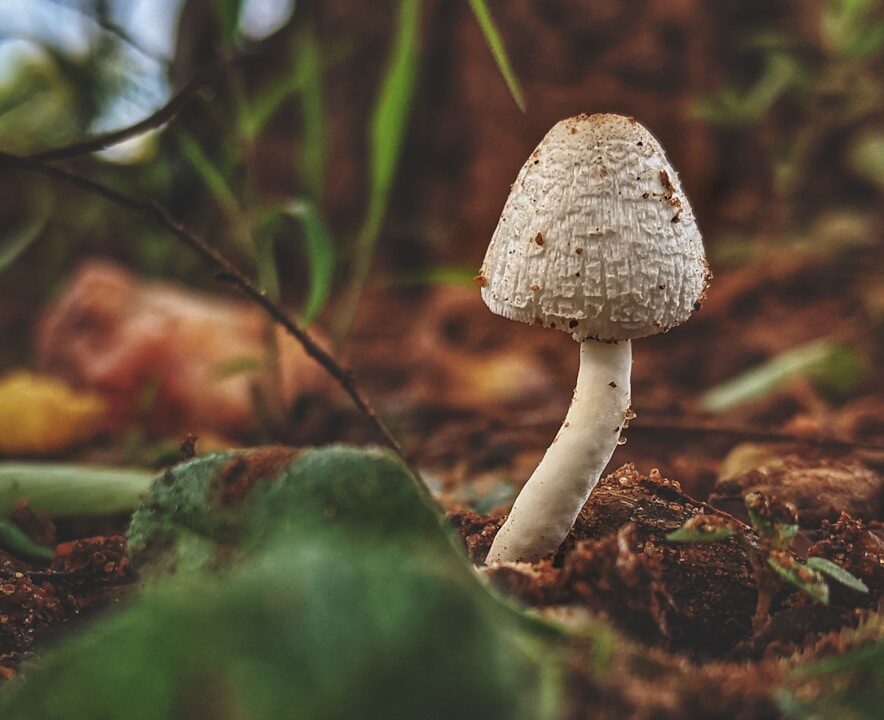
<box><xmin>478</xmin><ymin>113</ymin><xmax>709</xmax><ymax>342</ymax></box>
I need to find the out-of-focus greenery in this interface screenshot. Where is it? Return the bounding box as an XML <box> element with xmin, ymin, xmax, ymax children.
<box><xmin>778</xmin><ymin>621</ymin><xmax>884</xmax><ymax>720</ymax></box>
<box><xmin>0</xmin><ymin>445</ymin><xmax>562</xmax><ymax>720</ymax></box>
<box><xmin>0</xmin><ymin>0</ymin><xmax>523</xmax><ymax>337</ymax></box>
<box><xmin>699</xmin><ymin>338</ymin><xmax>867</xmax><ymax>413</ymax></box>
<box><xmin>697</xmin><ymin>0</ymin><xmax>884</xmax><ymax>219</ymax></box>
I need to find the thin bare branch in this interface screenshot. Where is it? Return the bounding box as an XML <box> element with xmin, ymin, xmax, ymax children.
<box><xmin>0</xmin><ymin>151</ymin><xmax>411</xmax><ymax>470</ymax></box>
<box><xmin>28</xmin><ymin>70</ymin><xmax>212</xmax><ymax>163</ymax></box>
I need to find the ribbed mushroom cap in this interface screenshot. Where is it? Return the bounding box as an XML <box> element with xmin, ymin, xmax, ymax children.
<box><xmin>477</xmin><ymin>113</ymin><xmax>709</xmax><ymax>342</ymax></box>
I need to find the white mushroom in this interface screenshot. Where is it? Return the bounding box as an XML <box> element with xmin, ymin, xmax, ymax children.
<box><xmin>479</xmin><ymin>113</ymin><xmax>709</xmax><ymax>564</ymax></box>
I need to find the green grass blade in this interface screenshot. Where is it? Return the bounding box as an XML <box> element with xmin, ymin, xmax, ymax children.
<box><xmin>296</xmin><ymin>22</ymin><xmax>326</xmax><ymax>201</ymax></box>
<box><xmin>0</xmin><ymin>463</ymin><xmax>154</xmax><ymax>518</ymax></box>
<box><xmin>282</xmin><ymin>200</ymin><xmax>336</xmax><ymax>322</ymax></box>
<box><xmin>257</xmin><ymin>201</ymin><xmax>336</xmax><ymax>322</ymax></box>
<box><xmin>467</xmin><ymin>0</ymin><xmax>526</xmax><ymax>111</ymax></box>
<box><xmin>177</xmin><ymin>132</ymin><xmax>241</xmax><ymax>217</ymax></box>
<box><xmin>699</xmin><ymin>339</ymin><xmax>855</xmax><ymax>413</ymax></box>
<box><xmin>244</xmin><ymin>42</ymin><xmax>352</xmax><ymax>141</ymax></box>
<box><xmin>340</xmin><ymin>0</ymin><xmax>421</xmax><ymax>337</ymax></box>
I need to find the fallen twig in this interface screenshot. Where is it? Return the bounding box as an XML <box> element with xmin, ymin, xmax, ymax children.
<box><xmin>0</xmin><ymin>152</ymin><xmax>409</xmax><ymax>468</ymax></box>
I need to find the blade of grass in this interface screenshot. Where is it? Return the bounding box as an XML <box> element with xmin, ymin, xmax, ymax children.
<box><xmin>177</xmin><ymin>131</ymin><xmax>255</xmax><ymax>260</ymax></box>
<box><xmin>467</xmin><ymin>0</ymin><xmax>526</xmax><ymax>111</ymax></box>
<box><xmin>255</xmin><ymin>200</ymin><xmax>336</xmax><ymax>321</ymax></box>
<box><xmin>699</xmin><ymin>339</ymin><xmax>853</xmax><ymax>413</ymax></box>
<box><xmin>0</xmin><ymin>463</ymin><xmax>153</xmax><ymax>517</ymax></box>
<box><xmin>296</xmin><ymin>21</ymin><xmax>326</xmax><ymax>201</ymax></box>
<box><xmin>177</xmin><ymin>132</ymin><xmax>240</xmax><ymax>218</ymax></box>
<box><xmin>243</xmin><ymin>42</ymin><xmax>351</xmax><ymax>141</ymax></box>
<box><xmin>276</xmin><ymin>200</ymin><xmax>336</xmax><ymax>322</ymax></box>
<box><xmin>338</xmin><ymin>0</ymin><xmax>421</xmax><ymax>339</ymax></box>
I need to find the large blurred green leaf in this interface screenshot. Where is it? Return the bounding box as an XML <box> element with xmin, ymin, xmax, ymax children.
<box><xmin>1</xmin><ymin>446</ymin><xmax>559</xmax><ymax>720</ymax></box>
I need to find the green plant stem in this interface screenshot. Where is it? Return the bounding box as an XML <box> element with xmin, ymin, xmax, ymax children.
<box><xmin>0</xmin><ymin>463</ymin><xmax>153</xmax><ymax>517</ymax></box>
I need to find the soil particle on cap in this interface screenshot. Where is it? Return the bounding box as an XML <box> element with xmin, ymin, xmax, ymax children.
<box><xmin>609</xmin><ymin>381</ymin><xmax>618</xmax><ymax>388</ymax></box>
<box><xmin>534</xmin><ymin>232</ymin><xmax>545</xmax><ymax>246</ymax></box>
<box><xmin>473</xmin><ymin>274</ymin><xmax>488</xmax><ymax>288</ymax></box>
<box><xmin>216</xmin><ymin>446</ymin><xmax>300</xmax><ymax>506</ymax></box>
<box><xmin>659</xmin><ymin>169</ymin><xmax>675</xmax><ymax>199</ymax></box>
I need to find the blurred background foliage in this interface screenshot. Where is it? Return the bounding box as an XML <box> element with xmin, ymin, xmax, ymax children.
<box><xmin>0</xmin><ymin>0</ymin><xmax>881</xmax><ymax>398</ymax></box>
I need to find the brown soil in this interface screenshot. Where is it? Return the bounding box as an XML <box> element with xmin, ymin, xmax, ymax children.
<box><xmin>0</xmin><ymin>532</ymin><xmax>133</xmax><ymax>679</ymax></box>
<box><xmin>447</xmin><ymin>462</ymin><xmax>882</xmax><ymax>715</ymax></box>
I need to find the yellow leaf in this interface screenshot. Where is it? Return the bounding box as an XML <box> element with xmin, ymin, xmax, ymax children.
<box><xmin>0</xmin><ymin>372</ymin><xmax>107</xmax><ymax>455</ymax></box>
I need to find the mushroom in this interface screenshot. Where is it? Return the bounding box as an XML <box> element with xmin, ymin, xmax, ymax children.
<box><xmin>479</xmin><ymin>113</ymin><xmax>709</xmax><ymax>563</ymax></box>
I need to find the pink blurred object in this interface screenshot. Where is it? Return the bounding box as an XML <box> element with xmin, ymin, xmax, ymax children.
<box><xmin>36</xmin><ymin>260</ymin><xmax>331</xmax><ymax>438</ymax></box>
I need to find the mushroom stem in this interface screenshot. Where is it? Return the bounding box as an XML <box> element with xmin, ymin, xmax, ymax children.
<box><xmin>486</xmin><ymin>340</ymin><xmax>632</xmax><ymax>563</ymax></box>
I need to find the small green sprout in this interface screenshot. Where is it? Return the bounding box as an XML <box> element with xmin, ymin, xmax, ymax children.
<box><xmin>667</xmin><ymin>492</ymin><xmax>868</xmax><ymax>632</ymax></box>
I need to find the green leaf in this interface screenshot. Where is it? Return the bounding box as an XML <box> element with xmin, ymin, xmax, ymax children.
<box><xmin>806</xmin><ymin>557</ymin><xmax>869</xmax><ymax>594</ymax></box>
<box><xmin>700</xmin><ymin>339</ymin><xmax>854</xmax><ymax>413</ymax></box>
<box><xmin>768</xmin><ymin>554</ymin><xmax>829</xmax><ymax>605</ymax></box>
<box><xmin>0</xmin><ymin>535</ymin><xmax>554</xmax><ymax>720</ymax></box>
<box><xmin>747</xmin><ymin>509</ymin><xmax>798</xmax><ymax>548</ymax></box>
<box><xmin>341</xmin><ymin>0</ymin><xmax>421</xmax><ymax>336</ymax></box>
<box><xmin>2</xmin><ymin>445</ymin><xmax>577</xmax><ymax>719</ymax></box>
<box><xmin>466</xmin><ymin>0</ymin><xmax>526</xmax><ymax>111</ymax></box>
<box><xmin>127</xmin><ymin>445</ymin><xmax>443</xmax><ymax>577</ymax></box>
<box><xmin>0</xmin><ymin>519</ymin><xmax>53</xmax><ymax>562</ymax></box>
<box><xmin>0</xmin><ymin>463</ymin><xmax>153</xmax><ymax>518</ymax></box>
